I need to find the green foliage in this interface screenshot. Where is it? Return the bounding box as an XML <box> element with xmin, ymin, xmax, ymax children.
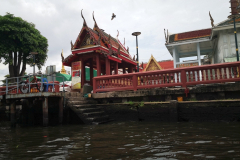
<box><xmin>0</xmin><ymin>13</ymin><xmax>48</xmax><ymax>77</ymax></box>
<box><xmin>128</xmin><ymin>101</ymin><xmax>145</xmax><ymax>110</ymax></box>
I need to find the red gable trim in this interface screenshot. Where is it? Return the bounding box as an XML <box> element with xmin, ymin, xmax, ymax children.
<box><xmin>72</xmin><ymin>46</ymin><xmax>102</xmax><ymax>54</ymax></box>
<box><xmin>107</xmin><ymin>55</ymin><xmax>122</xmax><ymax>63</ymax></box>
<box><xmin>174</xmin><ymin>29</ymin><xmax>211</xmax><ymax>41</ymax></box>
<box><xmin>118</xmin><ymin>55</ymin><xmax>137</xmax><ymax>65</ymax></box>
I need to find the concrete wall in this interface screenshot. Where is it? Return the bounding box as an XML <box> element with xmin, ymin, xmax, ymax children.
<box><xmin>214</xmin><ymin>28</ymin><xmax>240</xmax><ymax>63</ymax></box>
<box><xmin>98</xmin><ymin>101</ymin><xmax>240</xmax><ymax>122</ymax></box>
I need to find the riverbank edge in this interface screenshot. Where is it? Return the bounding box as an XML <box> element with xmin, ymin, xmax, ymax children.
<box><xmin>95</xmin><ymin>100</ymin><xmax>240</xmax><ymax>122</ymax></box>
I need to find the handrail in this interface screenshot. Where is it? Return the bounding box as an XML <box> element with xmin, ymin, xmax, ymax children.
<box><xmin>0</xmin><ymin>74</ymin><xmax>65</xmax><ymax>95</ymax></box>
<box><xmin>93</xmin><ymin>61</ymin><xmax>240</xmax><ymax>93</ymax></box>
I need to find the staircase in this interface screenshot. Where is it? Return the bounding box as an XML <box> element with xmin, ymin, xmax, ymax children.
<box><xmin>65</xmin><ymin>92</ymin><xmax>110</xmax><ymax>125</ymax></box>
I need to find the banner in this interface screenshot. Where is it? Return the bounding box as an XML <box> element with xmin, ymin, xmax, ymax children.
<box><xmin>72</xmin><ymin>61</ymin><xmax>81</xmax><ymax>89</ymax></box>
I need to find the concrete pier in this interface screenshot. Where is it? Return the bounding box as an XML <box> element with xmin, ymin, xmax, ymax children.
<box><xmin>10</xmin><ymin>101</ymin><xmax>16</xmax><ymax>127</ymax></box>
<box><xmin>1</xmin><ymin>92</ymin><xmax>63</xmax><ymax>127</ymax></box>
<box><xmin>59</xmin><ymin>97</ymin><xmax>63</xmax><ymax>124</ymax></box>
<box><xmin>42</xmin><ymin>97</ymin><xmax>48</xmax><ymax>127</ymax></box>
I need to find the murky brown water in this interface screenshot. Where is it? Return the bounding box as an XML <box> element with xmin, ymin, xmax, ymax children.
<box><xmin>0</xmin><ymin>121</ymin><xmax>240</xmax><ymax>160</ymax></box>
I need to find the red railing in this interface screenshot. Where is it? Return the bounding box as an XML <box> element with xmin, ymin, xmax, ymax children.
<box><xmin>93</xmin><ymin>62</ymin><xmax>240</xmax><ymax>93</ymax></box>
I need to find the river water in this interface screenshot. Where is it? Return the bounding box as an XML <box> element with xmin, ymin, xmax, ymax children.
<box><xmin>0</xmin><ymin>121</ymin><xmax>239</xmax><ymax>160</ymax></box>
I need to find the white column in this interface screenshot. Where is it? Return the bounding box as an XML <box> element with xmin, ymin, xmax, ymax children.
<box><xmin>172</xmin><ymin>47</ymin><xmax>178</xmax><ymax>83</ymax></box>
<box><xmin>197</xmin><ymin>42</ymin><xmax>201</xmax><ymax>66</ymax></box>
<box><xmin>172</xmin><ymin>47</ymin><xmax>176</xmax><ymax>68</ymax></box>
<box><xmin>197</xmin><ymin>42</ymin><xmax>202</xmax><ymax>81</ymax></box>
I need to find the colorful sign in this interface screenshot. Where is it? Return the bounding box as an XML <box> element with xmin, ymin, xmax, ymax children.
<box><xmin>72</xmin><ymin>61</ymin><xmax>81</xmax><ymax>89</ymax></box>
<box><xmin>176</xmin><ymin>62</ymin><xmax>198</xmax><ymax>68</ymax></box>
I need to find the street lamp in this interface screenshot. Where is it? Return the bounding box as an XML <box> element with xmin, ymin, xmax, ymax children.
<box><xmin>30</xmin><ymin>52</ymin><xmax>38</xmax><ymax>75</ymax></box>
<box><xmin>132</xmin><ymin>32</ymin><xmax>141</xmax><ymax>72</ymax></box>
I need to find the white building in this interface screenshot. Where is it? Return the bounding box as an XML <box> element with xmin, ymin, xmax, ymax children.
<box><xmin>165</xmin><ymin>13</ymin><xmax>240</xmax><ymax>68</ymax></box>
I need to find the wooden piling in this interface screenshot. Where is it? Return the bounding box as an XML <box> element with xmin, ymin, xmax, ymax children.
<box><xmin>59</xmin><ymin>97</ymin><xmax>63</xmax><ymax>124</ymax></box>
<box><xmin>10</xmin><ymin>101</ymin><xmax>16</xmax><ymax>127</ymax></box>
<box><xmin>42</xmin><ymin>97</ymin><xmax>48</xmax><ymax>127</ymax></box>
<box><xmin>28</xmin><ymin>100</ymin><xmax>34</xmax><ymax>126</ymax></box>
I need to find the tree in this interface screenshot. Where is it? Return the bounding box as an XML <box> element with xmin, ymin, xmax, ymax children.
<box><xmin>0</xmin><ymin>13</ymin><xmax>48</xmax><ymax>79</ymax></box>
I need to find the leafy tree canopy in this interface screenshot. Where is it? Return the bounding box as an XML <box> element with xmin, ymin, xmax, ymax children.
<box><xmin>0</xmin><ymin>12</ymin><xmax>48</xmax><ymax>78</ymax></box>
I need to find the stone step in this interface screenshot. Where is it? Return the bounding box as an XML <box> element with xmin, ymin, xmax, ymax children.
<box><xmin>86</xmin><ymin>115</ymin><xmax>109</xmax><ymax>122</ymax></box>
<box><xmin>67</xmin><ymin>97</ymin><xmax>92</xmax><ymax>101</ymax></box>
<box><xmin>77</xmin><ymin>107</ymin><xmax>102</xmax><ymax>113</ymax></box>
<box><xmin>65</xmin><ymin>92</ymin><xmax>83</xmax><ymax>97</ymax></box>
<box><xmin>83</xmin><ymin>111</ymin><xmax>106</xmax><ymax>117</ymax></box>
<box><xmin>68</xmin><ymin>100</ymin><xmax>97</xmax><ymax>105</ymax></box>
<box><xmin>73</xmin><ymin>104</ymin><xmax>97</xmax><ymax>108</ymax></box>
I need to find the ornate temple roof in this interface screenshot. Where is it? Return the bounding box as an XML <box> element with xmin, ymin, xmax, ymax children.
<box><xmin>63</xmin><ymin>11</ymin><xmax>136</xmax><ymax>66</ymax></box>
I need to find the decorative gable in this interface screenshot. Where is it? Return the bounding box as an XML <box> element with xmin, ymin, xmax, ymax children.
<box><xmin>144</xmin><ymin>55</ymin><xmax>162</xmax><ymax>71</ymax></box>
<box><xmin>79</xmin><ymin>34</ymin><xmax>95</xmax><ymax>48</ymax></box>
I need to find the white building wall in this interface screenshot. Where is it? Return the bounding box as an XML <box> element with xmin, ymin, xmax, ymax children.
<box><xmin>215</xmin><ymin>28</ymin><xmax>240</xmax><ymax>63</ymax></box>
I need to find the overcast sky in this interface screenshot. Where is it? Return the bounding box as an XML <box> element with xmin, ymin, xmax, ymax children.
<box><xmin>0</xmin><ymin>0</ymin><xmax>231</xmax><ymax>81</ymax></box>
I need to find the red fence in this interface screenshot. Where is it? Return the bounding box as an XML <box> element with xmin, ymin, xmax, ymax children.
<box><xmin>93</xmin><ymin>62</ymin><xmax>240</xmax><ymax>93</ymax></box>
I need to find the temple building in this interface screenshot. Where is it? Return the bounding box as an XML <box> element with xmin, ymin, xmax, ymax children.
<box><xmin>165</xmin><ymin>0</ymin><xmax>240</xmax><ymax>68</ymax></box>
<box><xmin>63</xmin><ymin>11</ymin><xmax>137</xmax><ymax>90</ymax></box>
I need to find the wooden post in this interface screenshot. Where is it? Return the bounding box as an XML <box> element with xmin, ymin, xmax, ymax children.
<box><xmin>105</xmin><ymin>58</ymin><xmax>110</xmax><ymax>75</ymax></box>
<box><xmin>81</xmin><ymin>58</ymin><xmax>85</xmax><ymax>86</ymax></box>
<box><xmin>42</xmin><ymin>97</ymin><xmax>48</xmax><ymax>127</ymax></box>
<box><xmin>28</xmin><ymin>100</ymin><xmax>34</xmax><ymax>126</ymax></box>
<box><xmin>10</xmin><ymin>101</ymin><xmax>16</xmax><ymax>127</ymax></box>
<box><xmin>133</xmin><ymin>74</ymin><xmax>137</xmax><ymax>91</ymax></box>
<box><xmin>181</xmin><ymin>70</ymin><xmax>187</xmax><ymax>88</ymax></box>
<box><xmin>128</xmin><ymin>65</ymin><xmax>132</xmax><ymax>73</ymax></box>
<box><xmin>90</xmin><ymin>58</ymin><xmax>93</xmax><ymax>86</ymax></box>
<box><xmin>59</xmin><ymin>97</ymin><xmax>63</xmax><ymax>124</ymax></box>
<box><xmin>96</xmin><ymin>54</ymin><xmax>101</xmax><ymax>76</ymax></box>
<box><xmin>114</xmin><ymin>62</ymin><xmax>118</xmax><ymax>74</ymax></box>
<box><xmin>123</xmin><ymin>63</ymin><xmax>126</xmax><ymax>74</ymax></box>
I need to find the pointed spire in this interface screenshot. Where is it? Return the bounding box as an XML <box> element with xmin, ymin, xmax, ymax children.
<box><xmin>117</xmin><ymin>44</ymin><xmax>121</xmax><ymax>55</ymax></box>
<box><xmin>209</xmin><ymin>11</ymin><xmax>214</xmax><ymax>27</ymax></box>
<box><xmin>117</xmin><ymin>30</ymin><xmax>119</xmax><ymax>38</ymax></box>
<box><xmin>92</xmin><ymin>11</ymin><xmax>98</xmax><ymax>28</ymax></box>
<box><xmin>123</xmin><ymin>38</ymin><xmax>125</xmax><ymax>47</ymax></box>
<box><xmin>61</xmin><ymin>49</ymin><xmax>64</xmax><ymax>62</ymax></box>
<box><xmin>81</xmin><ymin>9</ymin><xmax>87</xmax><ymax>26</ymax></box>
<box><xmin>164</xmin><ymin>29</ymin><xmax>167</xmax><ymax>43</ymax></box>
<box><xmin>133</xmin><ymin>55</ymin><xmax>135</xmax><ymax>61</ymax></box>
<box><xmin>71</xmin><ymin>40</ymin><xmax>74</xmax><ymax>50</ymax></box>
<box><xmin>127</xmin><ymin>46</ymin><xmax>129</xmax><ymax>53</ymax></box>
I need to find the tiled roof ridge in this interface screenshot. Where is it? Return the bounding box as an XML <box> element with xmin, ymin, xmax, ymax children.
<box><xmin>170</xmin><ymin>28</ymin><xmax>212</xmax><ymax>36</ymax></box>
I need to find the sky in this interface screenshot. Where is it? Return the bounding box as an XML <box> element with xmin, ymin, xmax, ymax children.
<box><xmin>0</xmin><ymin>0</ymin><xmax>231</xmax><ymax>81</ymax></box>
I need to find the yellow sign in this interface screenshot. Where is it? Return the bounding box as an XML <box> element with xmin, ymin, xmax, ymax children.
<box><xmin>176</xmin><ymin>62</ymin><xmax>198</xmax><ymax>68</ymax></box>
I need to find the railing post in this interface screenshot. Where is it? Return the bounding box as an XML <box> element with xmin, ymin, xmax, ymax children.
<box><xmin>17</xmin><ymin>77</ymin><xmax>19</xmax><ymax>94</ymax></box>
<box><xmin>181</xmin><ymin>70</ymin><xmax>187</xmax><ymax>87</ymax></box>
<box><xmin>28</xmin><ymin>75</ymin><xmax>31</xmax><ymax>93</ymax></box>
<box><xmin>53</xmin><ymin>80</ymin><xmax>55</xmax><ymax>92</ymax></box>
<box><xmin>41</xmin><ymin>74</ymin><xmax>43</xmax><ymax>92</ymax></box>
<box><xmin>93</xmin><ymin>78</ymin><xmax>96</xmax><ymax>93</ymax></box>
<box><xmin>6</xmin><ymin>79</ymin><xmax>8</xmax><ymax>95</ymax></box>
<box><xmin>133</xmin><ymin>74</ymin><xmax>137</xmax><ymax>91</ymax></box>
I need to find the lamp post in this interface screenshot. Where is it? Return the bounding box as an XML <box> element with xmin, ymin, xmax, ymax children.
<box><xmin>132</xmin><ymin>32</ymin><xmax>141</xmax><ymax>72</ymax></box>
<box><xmin>30</xmin><ymin>52</ymin><xmax>38</xmax><ymax>75</ymax></box>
